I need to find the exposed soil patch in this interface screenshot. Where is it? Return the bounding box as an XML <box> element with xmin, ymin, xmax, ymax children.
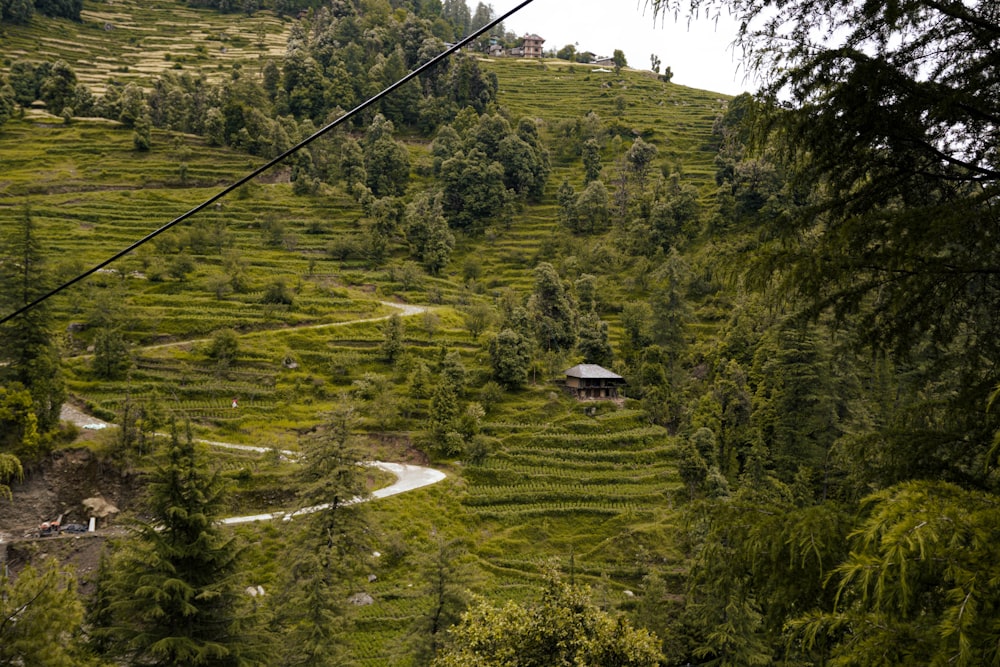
<box><xmin>0</xmin><ymin>444</ymin><xmax>137</xmax><ymax>594</ymax></box>
<box><xmin>0</xmin><ymin>448</ymin><xmax>137</xmax><ymax>539</ymax></box>
<box><xmin>4</xmin><ymin>533</ymin><xmax>112</xmax><ymax>595</ymax></box>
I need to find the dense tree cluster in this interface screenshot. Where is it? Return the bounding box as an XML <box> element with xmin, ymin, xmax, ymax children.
<box><xmin>433</xmin><ymin>568</ymin><xmax>663</xmax><ymax>667</ymax></box>
<box><xmin>0</xmin><ymin>205</ymin><xmax>65</xmax><ymax>433</ymax></box>
<box><xmin>631</xmin><ymin>1</ymin><xmax>1000</xmax><ymax>664</ymax></box>
<box><xmin>0</xmin><ymin>0</ymin><xmax>81</xmax><ymax>24</ymax></box>
<box><xmin>4</xmin><ymin>0</ymin><xmax>502</xmax><ymax>161</ymax></box>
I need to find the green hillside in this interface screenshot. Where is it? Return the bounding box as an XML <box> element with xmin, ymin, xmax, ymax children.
<box><xmin>7</xmin><ymin>1</ymin><xmax>990</xmax><ymax>666</ymax></box>
<box><xmin>0</xmin><ymin>2</ymin><xmax>730</xmax><ymax>664</ymax></box>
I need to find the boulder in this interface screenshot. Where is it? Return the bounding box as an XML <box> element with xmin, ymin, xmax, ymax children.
<box><xmin>82</xmin><ymin>495</ymin><xmax>120</xmax><ymax>518</ymax></box>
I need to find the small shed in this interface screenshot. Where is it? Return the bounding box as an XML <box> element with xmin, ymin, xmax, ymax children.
<box><xmin>563</xmin><ymin>364</ymin><xmax>625</xmax><ymax>400</ymax></box>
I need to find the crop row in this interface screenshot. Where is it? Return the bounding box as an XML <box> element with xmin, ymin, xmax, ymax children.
<box><xmin>471</xmin><ymin>501</ymin><xmax>643</xmax><ymax>520</ymax></box>
<box><xmin>352</xmin><ymin>595</ymin><xmax>427</xmax><ymax>624</ymax></box>
<box><xmin>484</xmin><ymin>556</ymin><xmax>648</xmax><ymax>583</ymax></box>
<box><xmin>474</xmin><ymin>461</ymin><xmax>671</xmax><ymax>484</ymax></box>
<box><xmin>134</xmin><ymin>358</ymin><xmax>275</xmax><ymax>382</ymax></box>
<box><xmin>464</xmin><ymin>481</ymin><xmax>667</xmax><ymax>504</ymax></box>
<box><xmin>506</xmin><ymin>425</ymin><xmax>668</xmax><ymax>447</ymax></box>
<box><xmin>504</xmin><ymin>444</ymin><xmax>676</xmax><ymax>465</ymax></box>
<box><xmin>553</xmin><ymin>414</ymin><xmax>649</xmax><ymax>434</ymax></box>
<box><xmin>121</xmin><ymin>378</ymin><xmax>277</xmax><ymax>401</ymax></box>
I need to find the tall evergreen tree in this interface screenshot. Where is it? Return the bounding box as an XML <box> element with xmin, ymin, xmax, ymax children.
<box><xmin>96</xmin><ymin>423</ymin><xmax>260</xmax><ymax>666</ymax></box>
<box><xmin>669</xmin><ymin>0</ymin><xmax>1000</xmax><ymax>483</ymax></box>
<box><xmin>272</xmin><ymin>403</ymin><xmax>370</xmax><ymax>667</ymax></box>
<box><xmin>405</xmin><ymin>191</ymin><xmax>454</xmax><ymax>275</ymax></box>
<box><xmin>792</xmin><ymin>481</ymin><xmax>1000</xmax><ymax>666</ymax></box>
<box><xmin>405</xmin><ymin>537</ymin><xmax>473</xmax><ymax>665</ymax></box>
<box><xmin>380</xmin><ymin>312</ymin><xmax>406</xmax><ymax>364</ymax></box>
<box><xmin>0</xmin><ymin>557</ymin><xmax>96</xmax><ymax>666</ymax></box>
<box><xmin>0</xmin><ymin>203</ymin><xmax>65</xmax><ymax>432</ymax></box>
<box><xmin>576</xmin><ymin>310</ymin><xmax>613</xmax><ymax>367</ymax></box>
<box><xmin>528</xmin><ymin>262</ymin><xmax>577</xmax><ymax>352</ymax></box>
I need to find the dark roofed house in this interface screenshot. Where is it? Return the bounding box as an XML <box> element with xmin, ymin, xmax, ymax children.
<box><xmin>563</xmin><ymin>364</ymin><xmax>625</xmax><ymax>400</ymax></box>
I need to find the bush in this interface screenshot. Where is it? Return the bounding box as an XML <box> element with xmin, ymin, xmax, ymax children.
<box><xmin>262</xmin><ymin>280</ymin><xmax>293</xmax><ymax>305</ymax></box>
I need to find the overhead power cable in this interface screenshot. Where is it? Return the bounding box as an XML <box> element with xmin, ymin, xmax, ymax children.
<box><xmin>0</xmin><ymin>0</ymin><xmax>536</xmax><ymax>326</ymax></box>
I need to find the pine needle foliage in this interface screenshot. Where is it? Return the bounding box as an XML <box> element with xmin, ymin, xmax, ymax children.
<box><xmin>791</xmin><ymin>480</ymin><xmax>1000</xmax><ymax>666</ymax></box>
<box><xmin>0</xmin><ymin>557</ymin><xmax>96</xmax><ymax>666</ymax></box>
<box><xmin>267</xmin><ymin>402</ymin><xmax>372</xmax><ymax>667</ymax></box>
<box><xmin>96</xmin><ymin>423</ymin><xmax>262</xmax><ymax>666</ymax></box>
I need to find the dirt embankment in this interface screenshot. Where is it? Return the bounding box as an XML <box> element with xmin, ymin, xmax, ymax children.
<box><xmin>0</xmin><ymin>446</ymin><xmax>137</xmax><ymax>592</ymax></box>
<box><xmin>0</xmin><ymin>448</ymin><xmax>137</xmax><ymax>537</ymax></box>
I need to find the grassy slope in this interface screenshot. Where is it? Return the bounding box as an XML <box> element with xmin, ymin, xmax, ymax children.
<box><xmin>0</xmin><ymin>4</ymin><xmax>728</xmax><ymax>663</ymax></box>
<box><xmin>1</xmin><ymin>0</ymin><xmax>290</xmax><ymax>93</ymax></box>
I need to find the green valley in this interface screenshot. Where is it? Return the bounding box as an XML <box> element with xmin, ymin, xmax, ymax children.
<box><xmin>2</xmin><ymin>0</ymin><xmax>999</xmax><ymax>665</ymax></box>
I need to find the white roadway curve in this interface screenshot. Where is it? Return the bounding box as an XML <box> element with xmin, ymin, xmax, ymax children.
<box><xmin>59</xmin><ymin>300</ymin><xmax>446</xmax><ymax>525</ymax></box>
<box><xmin>62</xmin><ymin>404</ymin><xmax>446</xmax><ymax>525</ymax></box>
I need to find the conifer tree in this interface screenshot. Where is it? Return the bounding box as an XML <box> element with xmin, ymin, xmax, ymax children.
<box><xmin>576</xmin><ymin>310</ymin><xmax>613</xmax><ymax>367</ymax></box>
<box><xmin>405</xmin><ymin>191</ymin><xmax>454</xmax><ymax>274</ymax></box>
<box><xmin>405</xmin><ymin>537</ymin><xmax>473</xmax><ymax>666</ymax></box>
<box><xmin>272</xmin><ymin>403</ymin><xmax>371</xmax><ymax>667</ymax></box>
<box><xmin>0</xmin><ymin>557</ymin><xmax>96</xmax><ymax>666</ymax></box>
<box><xmin>380</xmin><ymin>312</ymin><xmax>405</xmax><ymax>364</ymax></box>
<box><xmin>97</xmin><ymin>423</ymin><xmax>261</xmax><ymax>666</ymax></box>
<box><xmin>582</xmin><ymin>138</ymin><xmax>602</xmax><ymax>183</ymax></box>
<box><xmin>792</xmin><ymin>481</ymin><xmax>1000</xmax><ymax>665</ymax></box>
<box><xmin>0</xmin><ymin>203</ymin><xmax>65</xmax><ymax>432</ymax></box>
<box><xmin>528</xmin><ymin>262</ymin><xmax>577</xmax><ymax>352</ymax></box>
<box><xmin>429</xmin><ymin>381</ymin><xmax>459</xmax><ymax>439</ymax></box>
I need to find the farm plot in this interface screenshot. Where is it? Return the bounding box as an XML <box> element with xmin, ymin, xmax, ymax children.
<box><xmin>459</xmin><ymin>412</ymin><xmax>682</xmax><ymax>587</ymax></box>
<box><xmin>1</xmin><ymin>0</ymin><xmax>290</xmax><ymax>94</ymax></box>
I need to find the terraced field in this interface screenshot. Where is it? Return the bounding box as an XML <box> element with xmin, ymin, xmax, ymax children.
<box><xmin>481</xmin><ymin>58</ymin><xmax>727</xmax><ymax>181</ymax></box>
<box><xmin>471</xmin><ymin>410</ymin><xmax>679</xmax><ymax>564</ymax></box>
<box><xmin>0</xmin><ymin>7</ymin><xmax>729</xmax><ymax>661</ymax></box>
<box><xmin>1</xmin><ymin>1</ymin><xmax>290</xmax><ymax>94</ymax></box>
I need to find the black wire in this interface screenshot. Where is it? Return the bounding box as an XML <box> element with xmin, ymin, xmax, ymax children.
<box><xmin>0</xmin><ymin>0</ymin><xmax>536</xmax><ymax>326</ymax></box>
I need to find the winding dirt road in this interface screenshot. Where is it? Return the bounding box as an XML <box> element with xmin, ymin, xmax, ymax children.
<box><xmin>59</xmin><ymin>300</ymin><xmax>446</xmax><ymax>524</ymax></box>
<box><xmin>61</xmin><ymin>403</ymin><xmax>446</xmax><ymax>524</ymax></box>
<box><xmin>142</xmin><ymin>300</ymin><xmax>428</xmax><ymax>352</ymax></box>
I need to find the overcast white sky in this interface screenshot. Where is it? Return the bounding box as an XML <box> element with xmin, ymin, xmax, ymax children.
<box><xmin>490</xmin><ymin>0</ymin><xmax>754</xmax><ymax>96</ymax></box>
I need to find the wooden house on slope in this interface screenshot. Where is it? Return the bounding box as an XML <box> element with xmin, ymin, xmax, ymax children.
<box><xmin>563</xmin><ymin>364</ymin><xmax>625</xmax><ymax>400</ymax></box>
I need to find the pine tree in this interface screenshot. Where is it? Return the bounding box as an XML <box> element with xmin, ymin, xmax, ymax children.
<box><xmin>0</xmin><ymin>383</ymin><xmax>36</xmax><ymax>500</ymax></box>
<box><xmin>380</xmin><ymin>312</ymin><xmax>405</xmax><ymax>364</ymax></box>
<box><xmin>0</xmin><ymin>203</ymin><xmax>65</xmax><ymax>432</ymax></box>
<box><xmin>576</xmin><ymin>310</ymin><xmax>613</xmax><ymax>367</ymax></box>
<box><xmin>792</xmin><ymin>481</ymin><xmax>1000</xmax><ymax>666</ymax></box>
<box><xmin>0</xmin><ymin>557</ymin><xmax>96</xmax><ymax>666</ymax></box>
<box><xmin>429</xmin><ymin>381</ymin><xmax>459</xmax><ymax>439</ymax></box>
<box><xmin>528</xmin><ymin>262</ymin><xmax>577</xmax><ymax>352</ymax></box>
<box><xmin>272</xmin><ymin>403</ymin><xmax>371</xmax><ymax>667</ymax></box>
<box><xmin>405</xmin><ymin>537</ymin><xmax>473</xmax><ymax>665</ymax></box>
<box><xmin>97</xmin><ymin>423</ymin><xmax>261</xmax><ymax>666</ymax></box>
<box><xmin>582</xmin><ymin>138</ymin><xmax>602</xmax><ymax>183</ymax></box>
